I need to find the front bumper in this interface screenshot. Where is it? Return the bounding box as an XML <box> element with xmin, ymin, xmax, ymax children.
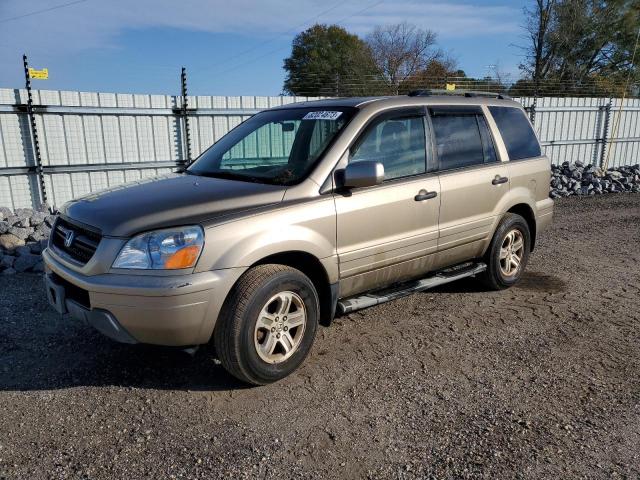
<box><xmin>42</xmin><ymin>248</ymin><xmax>244</xmax><ymax>346</ymax></box>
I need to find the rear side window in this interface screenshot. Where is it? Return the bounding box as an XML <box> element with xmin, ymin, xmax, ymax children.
<box><xmin>488</xmin><ymin>106</ymin><xmax>541</xmax><ymax>160</ymax></box>
<box><xmin>431</xmin><ymin>113</ymin><xmax>497</xmax><ymax>170</ymax></box>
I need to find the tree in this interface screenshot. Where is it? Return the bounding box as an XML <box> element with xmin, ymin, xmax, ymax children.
<box><xmin>396</xmin><ymin>59</ymin><xmax>464</xmax><ymax>93</ymax></box>
<box><xmin>283</xmin><ymin>24</ymin><xmax>377</xmax><ymax>96</ymax></box>
<box><xmin>521</xmin><ymin>0</ymin><xmax>557</xmax><ymax>87</ymax></box>
<box><xmin>519</xmin><ymin>0</ymin><xmax>640</xmax><ymax>96</ymax></box>
<box><xmin>366</xmin><ymin>22</ymin><xmax>448</xmax><ymax>94</ymax></box>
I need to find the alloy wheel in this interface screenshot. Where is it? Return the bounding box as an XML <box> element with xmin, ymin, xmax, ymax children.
<box><xmin>254</xmin><ymin>291</ymin><xmax>307</xmax><ymax>364</ymax></box>
<box><xmin>499</xmin><ymin>228</ymin><xmax>525</xmax><ymax>277</ymax></box>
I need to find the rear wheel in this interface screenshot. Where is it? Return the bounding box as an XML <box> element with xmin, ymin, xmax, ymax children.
<box><xmin>214</xmin><ymin>264</ymin><xmax>319</xmax><ymax>385</ymax></box>
<box><xmin>479</xmin><ymin>213</ymin><xmax>531</xmax><ymax>290</ymax></box>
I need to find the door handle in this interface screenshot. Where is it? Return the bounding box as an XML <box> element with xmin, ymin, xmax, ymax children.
<box><xmin>492</xmin><ymin>175</ymin><xmax>508</xmax><ymax>185</ymax></box>
<box><xmin>414</xmin><ymin>190</ymin><xmax>438</xmax><ymax>201</ymax></box>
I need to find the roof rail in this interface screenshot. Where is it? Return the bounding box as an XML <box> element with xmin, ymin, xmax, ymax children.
<box><xmin>407</xmin><ymin>89</ymin><xmax>511</xmax><ymax>100</ymax></box>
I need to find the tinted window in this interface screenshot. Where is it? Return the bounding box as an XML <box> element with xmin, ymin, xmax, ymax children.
<box><xmin>431</xmin><ymin>114</ymin><xmax>485</xmax><ymax>170</ymax></box>
<box><xmin>478</xmin><ymin>115</ymin><xmax>498</xmax><ymax>163</ymax></box>
<box><xmin>489</xmin><ymin>106</ymin><xmax>541</xmax><ymax>160</ymax></box>
<box><xmin>351</xmin><ymin>116</ymin><xmax>426</xmax><ymax>180</ymax></box>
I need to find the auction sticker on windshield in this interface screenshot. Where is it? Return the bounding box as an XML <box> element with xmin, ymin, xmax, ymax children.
<box><xmin>302</xmin><ymin>111</ymin><xmax>343</xmax><ymax>121</ymax></box>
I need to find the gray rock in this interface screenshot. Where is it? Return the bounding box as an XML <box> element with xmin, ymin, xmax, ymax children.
<box><xmin>17</xmin><ymin>217</ymin><xmax>30</xmax><ymax>228</ymax></box>
<box><xmin>14</xmin><ymin>253</ymin><xmax>40</xmax><ymax>272</ymax></box>
<box><xmin>0</xmin><ymin>206</ymin><xmax>12</xmax><ymax>221</ymax></box>
<box><xmin>0</xmin><ymin>221</ymin><xmax>9</xmax><ymax>234</ymax></box>
<box><xmin>29</xmin><ymin>224</ymin><xmax>51</xmax><ymax>242</ymax></box>
<box><xmin>1</xmin><ymin>254</ymin><xmax>15</xmax><ymax>269</ymax></box>
<box><xmin>6</xmin><ymin>215</ymin><xmax>20</xmax><ymax>226</ymax></box>
<box><xmin>30</xmin><ymin>211</ymin><xmax>47</xmax><ymax>226</ymax></box>
<box><xmin>15</xmin><ymin>245</ymin><xmax>33</xmax><ymax>256</ymax></box>
<box><xmin>44</xmin><ymin>215</ymin><xmax>57</xmax><ymax>227</ymax></box>
<box><xmin>14</xmin><ymin>208</ymin><xmax>34</xmax><ymax>219</ymax></box>
<box><xmin>8</xmin><ymin>227</ymin><xmax>30</xmax><ymax>240</ymax></box>
<box><xmin>0</xmin><ymin>233</ymin><xmax>25</xmax><ymax>250</ymax></box>
<box><xmin>30</xmin><ymin>241</ymin><xmax>46</xmax><ymax>254</ymax></box>
<box><xmin>28</xmin><ymin>231</ymin><xmax>47</xmax><ymax>242</ymax></box>
<box><xmin>32</xmin><ymin>261</ymin><xmax>45</xmax><ymax>273</ymax></box>
<box><xmin>1</xmin><ymin>267</ymin><xmax>16</xmax><ymax>275</ymax></box>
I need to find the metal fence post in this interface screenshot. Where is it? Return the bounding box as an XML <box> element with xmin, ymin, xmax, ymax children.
<box><xmin>528</xmin><ymin>95</ymin><xmax>537</xmax><ymax>125</ymax></box>
<box><xmin>22</xmin><ymin>54</ymin><xmax>48</xmax><ymax>208</ymax></box>
<box><xmin>180</xmin><ymin>67</ymin><xmax>192</xmax><ymax>166</ymax></box>
<box><xmin>599</xmin><ymin>99</ymin><xmax>612</xmax><ymax>168</ymax></box>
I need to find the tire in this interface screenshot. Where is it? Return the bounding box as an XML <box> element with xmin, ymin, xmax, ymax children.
<box><xmin>479</xmin><ymin>213</ymin><xmax>531</xmax><ymax>290</ymax></box>
<box><xmin>214</xmin><ymin>264</ymin><xmax>319</xmax><ymax>385</ymax></box>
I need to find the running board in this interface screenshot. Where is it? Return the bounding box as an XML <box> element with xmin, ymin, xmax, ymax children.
<box><xmin>336</xmin><ymin>262</ymin><xmax>487</xmax><ymax>315</ymax></box>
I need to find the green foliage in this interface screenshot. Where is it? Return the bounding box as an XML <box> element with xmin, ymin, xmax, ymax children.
<box><xmin>282</xmin><ymin>24</ymin><xmax>378</xmax><ymax>96</ymax></box>
<box><xmin>521</xmin><ymin>0</ymin><xmax>640</xmax><ymax>96</ymax></box>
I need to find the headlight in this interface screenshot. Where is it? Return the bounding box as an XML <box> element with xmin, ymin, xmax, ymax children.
<box><xmin>113</xmin><ymin>226</ymin><xmax>204</xmax><ymax>270</ymax></box>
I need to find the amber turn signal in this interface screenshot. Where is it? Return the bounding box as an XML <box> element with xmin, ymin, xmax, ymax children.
<box><xmin>164</xmin><ymin>245</ymin><xmax>201</xmax><ymax>269</ymax></box>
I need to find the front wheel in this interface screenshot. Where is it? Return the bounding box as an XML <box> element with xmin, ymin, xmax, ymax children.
<box><xmin>479</xmin><ymin>213</ymin><xmax>531</xmax><ymax>290</ymax></box>
<box><xmin>214</xmin><ymin>264</ymin><xmax>319</xmax><ymax>385</ymax></box>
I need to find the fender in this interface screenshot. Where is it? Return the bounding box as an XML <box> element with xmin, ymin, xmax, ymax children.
<box><xmin>195</xmin><ymin>196</ymin><xmax>339</xmax><ymax>283</ymax></box>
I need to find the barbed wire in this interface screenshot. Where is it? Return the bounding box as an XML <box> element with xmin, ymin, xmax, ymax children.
<box><xmin>279</xmin><ymin>73</ymin><xmax>639</xmax><ymax>97</ymax></box>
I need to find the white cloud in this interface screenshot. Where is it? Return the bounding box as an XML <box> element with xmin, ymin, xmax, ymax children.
<box><xmin>0</xmin><ymin>0</ymin><xmax>520</xmax><ymax>52</ymax></box>
<box><xmin>0</xmin><ymin>0</ymin><xmax>522</xmax><ymax>87</ymax></box>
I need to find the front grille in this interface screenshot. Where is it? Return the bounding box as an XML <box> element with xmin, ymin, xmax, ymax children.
<box><xmin>51</xmin><ymin>217</ymin><xmax>102</xmax><ymax>265</ymax></box>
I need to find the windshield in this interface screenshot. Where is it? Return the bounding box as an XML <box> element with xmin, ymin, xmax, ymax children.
<box><xmin>187</xmin><ymin>107</ymin><xmax>355</xmax><ymax>185</ymax></box>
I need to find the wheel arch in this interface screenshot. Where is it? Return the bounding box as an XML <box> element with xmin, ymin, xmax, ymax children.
<box><xmin>251</xmin><ymin>251</ymin><xmax>336</xmax><ymax>327</ymax></box>
<box><xmin>506</xmin><ymin>203</ymin><xmax>537</xmax><ymax>251</ymax></box>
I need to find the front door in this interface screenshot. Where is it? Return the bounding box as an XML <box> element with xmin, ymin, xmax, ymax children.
<box><xmin>334</xmin><ymin>109</ymin><xmax>441</xmax><ymax>298</ymax></box>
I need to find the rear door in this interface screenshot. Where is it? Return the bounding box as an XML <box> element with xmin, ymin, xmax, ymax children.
<box><xmin>430</xmin><ymin>105</ymin><xmax>510</xmax><ymax>269</ymax></box>
<box><xmin>488</xmin><ymin>105</ymin><xmax>551</xmax><ymax>208</ymax></box>
<box><xmin>334</xmin><ymin>108</ymin><xmax>441</xmax><ymax>298</ymax></box>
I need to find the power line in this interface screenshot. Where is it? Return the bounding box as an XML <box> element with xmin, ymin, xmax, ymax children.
<box><xmin>211</xmin><ymin>0</ymin><xmax>385</xmax><ymax>78</ymax></box>
<box><xmin>0</xmin><ymin>0</ymin><xmax>90</xmax><ymax>24</ymax></box>
<box><xmin>211</xmin><ymin>0</ymin><xmax>349</xmax><ymax>70</ymax></box>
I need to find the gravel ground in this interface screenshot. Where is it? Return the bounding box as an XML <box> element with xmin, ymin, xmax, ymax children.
<box><xmin>1</xmin><ymin>194</ymin><xmax>639</xmax><ymax>479</ymax></box>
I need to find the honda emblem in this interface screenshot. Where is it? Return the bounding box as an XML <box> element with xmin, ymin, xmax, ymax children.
<box><xmin>63</xmin><ymin>229</ymin><xmax>75</xmax><ymax>248</ymax></box>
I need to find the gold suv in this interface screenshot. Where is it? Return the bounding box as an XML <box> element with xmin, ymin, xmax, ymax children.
<box><xmin>43</xmin><ymin>92</ymin><xmax>554</xmax><ymax>385</ymax></box>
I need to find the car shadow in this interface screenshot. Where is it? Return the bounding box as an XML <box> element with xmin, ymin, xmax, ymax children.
<box><xmin>0</xmin><ymin>270</ymin><xmax>567</xmax><ymax>392</ymax></box>
<box><xmin>0</xmin><ymin>321</ymin><xmax>250</xmax><ymax>392</ymax></box>
<box><xmin>418</xmin><ymin>270</ymin><xmax>567</xmax><ymax>294</ymax></box>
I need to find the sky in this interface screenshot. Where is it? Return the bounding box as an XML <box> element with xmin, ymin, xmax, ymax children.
<box><xmin>0</xmin><ymin>0</ymin><xmax>528</xmax><ymax>96</ymax></box>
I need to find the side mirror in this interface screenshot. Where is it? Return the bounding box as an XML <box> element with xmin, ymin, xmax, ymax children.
<box><xmin>342</xmin><ymin>161</ymin><xmax>384</xmax><ymax>188</ymax></box>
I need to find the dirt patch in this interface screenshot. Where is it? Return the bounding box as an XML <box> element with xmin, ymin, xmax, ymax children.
<box><xmin>1</xmin><ymin>194</ymin><xmax>639</xmax><ymax>479</ymax></box>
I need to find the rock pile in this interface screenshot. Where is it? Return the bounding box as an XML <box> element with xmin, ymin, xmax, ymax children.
<box><xmin>550</xmin><ymin>162</ymin><xmax>640</xmax><ymax>198</ymax></box>
<box><xmin>0</xmin><ymin>207</ymin><xmax>54</xmax><ymax>275</ymax></box>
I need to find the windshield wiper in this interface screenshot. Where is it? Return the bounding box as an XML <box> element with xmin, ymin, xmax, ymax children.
<box><xmin>186</xmin><ymin>170</ymin><xmax>267</xmax><ymax>184</ymax></box>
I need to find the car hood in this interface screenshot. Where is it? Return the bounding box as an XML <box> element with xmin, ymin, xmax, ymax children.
<box><xmin>60</xmin><ymin>173</ymin><xmax>286</xmax><ymax>237</ymax></box>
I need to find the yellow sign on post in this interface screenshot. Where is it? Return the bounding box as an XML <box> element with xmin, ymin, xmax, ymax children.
<box><xmin>446</xmin><ymin>83</ymin><xmax>456</xmax><ymax>91</ymax></box>
<box><xmin>28</xmin><ymin>68</ymin><xmax>48</xmax><ymax>80</ymax></box>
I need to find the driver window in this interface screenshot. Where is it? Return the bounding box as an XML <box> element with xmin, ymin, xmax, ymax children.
<box><xmin>350</xmin><ymin>115</ymin><xmax>427</xmax><ymax>180</ymax></box>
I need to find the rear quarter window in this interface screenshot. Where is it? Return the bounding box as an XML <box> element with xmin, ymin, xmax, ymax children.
<box><xmin>488</xmin><ymin>106</ymin><xmax>541</xmax><ymax>160</ymax></box>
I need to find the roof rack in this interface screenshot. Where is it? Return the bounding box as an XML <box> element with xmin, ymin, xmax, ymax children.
<box><xmin>407</xmin><ymin>89</ymin><xmax>511</xmax><ymax>100</ymax></box>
